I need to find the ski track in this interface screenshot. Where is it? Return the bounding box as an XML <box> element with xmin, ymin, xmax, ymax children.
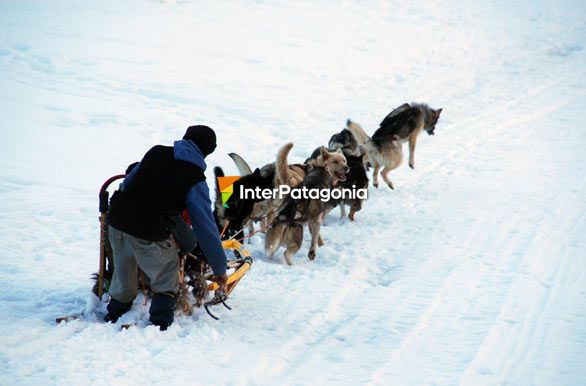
<box><xmin>1</xmin><ymin>1</ymin><xmax>586</xmax><ymax>385</ymax></box>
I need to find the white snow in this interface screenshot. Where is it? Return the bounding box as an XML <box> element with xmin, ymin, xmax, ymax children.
<box><xmin>1</xmin><ymin>1</ymin><xmax>586</xmax><ymax>385</ymax></box>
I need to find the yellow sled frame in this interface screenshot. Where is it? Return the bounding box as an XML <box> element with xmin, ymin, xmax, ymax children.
<box><xmin>183</xmin><ymin>238</ymin><xmax>252</xmax><ymax>320</ymax></box>
<box><xmin>208</xmin><ymin>239</ymin><xmax>252</xmax><ymax>294</ymax></box>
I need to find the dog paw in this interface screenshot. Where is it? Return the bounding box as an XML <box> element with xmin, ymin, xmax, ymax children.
<box><xmin>387</xmin><ymin>182</ymin><xmax>394</xmax><ymax>190</ymax></box>
<box><xmin>409</xmin><ymin>163</ymin><xmax>414</xmax><ymax>169</ymax></box>
<box><xmin>308</xmin><ymin>250</ymin><xmax>316</xmax><ymax>260</ymax></box>
<box><xmin>373</xmin><ymin>182</ymin><xmax>379</xmax><ymax>189</ymax></box>
<box><xmin>284</xmin><ymin>255</ymin><xmax>294</xmax><ymax>265</ymax></box>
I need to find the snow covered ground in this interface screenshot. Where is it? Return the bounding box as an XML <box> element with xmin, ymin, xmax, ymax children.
<box><xmin>1</xmin><ymin>1</ymin><xmax>586</xmax><ymax>385</ymax></box>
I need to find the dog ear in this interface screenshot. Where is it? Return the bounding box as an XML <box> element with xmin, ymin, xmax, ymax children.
<box><xmin>435</xmin><ymin>108</ymin><xmax>443</xmax><ymax>119</ymax></box>
<box><xmin>253</xmin><ymin>168</ymin><xmax>261</xmax><ymax>176</ymax></box>
<box><xmin>320</xmin><ymin>146</ymin><xmax>329</xmax><ymax>159</ymax></box>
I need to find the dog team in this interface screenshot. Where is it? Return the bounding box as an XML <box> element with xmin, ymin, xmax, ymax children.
<box><xmin>213</xmin><ymin>102</ymin><xmax>443</xmax><ymax>265</ymax></box>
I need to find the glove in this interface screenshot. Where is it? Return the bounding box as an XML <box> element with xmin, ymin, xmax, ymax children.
<box><xmin>213</xmin><ymin>273</ymin><xmax>229</xmax><ymax>294</ymax></box>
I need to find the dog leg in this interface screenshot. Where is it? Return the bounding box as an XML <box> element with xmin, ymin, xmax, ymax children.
<box><xmin>318</xmin><ymin>212</ymin><xmax>326</xmax><ymax>246</ymax></box>
<box><xmin>267</xmin><ymin>199</ymin><xmax>279</xmax><ymax>225</ymax></box>
<box><xmin>307</xmin><ymin>218</ymin><xmax>323</xmax><ymax>261</ymax></box>
<box><xmin>362</xmin><ymin>152</ymin><xmax>371</xmax><ymax>171</ymax></box>
<box><xmin>307</xmin><ymin>221</ymin><xmax>316</xmax><ymax>260</ymax></box>
<box><xmin>283</xmin><ymin>223</ymin><xmax>303</xmax><ymax>265</ymax></box>
<box><xmin>339</xmin><ymin>203</ymin><xmax>347</xmax><ymax>219</ymax></box>
<box><xmin>265</xmin><ymin>223</ymin><xmax>284</xmax><ymax>259</ymax></box>
<box><xmin>381</xmin><ymin>166</ymin><xmax>395</xmax><ymax>190</ymax></box>
<box><xmin>349</xmin><ymin>208</ymin><xmax>357</xmax><ymax>221</ymax></box>
<box><xmin>372</xmin><ymin>164</ymin><xmax>380</xmax><ymax>188</ymax></box>
<box><xmin>247</xmin><ymin>221</ymin><xmax>254</xmax><ymax>244</ymax></box>
<box><xmin>349</xmin><ymin>200</ymin><xmax>361</xmax><ymax>221</ymax></box>
<box><xmin>283</xmin><ymin>250</ymin><xmax>295</xmax><ymax>265</ymax></box>
<box><xmin>409</xmin><ymin>135</ymin><xmax>417</xmax><ymax>169</ymax></box>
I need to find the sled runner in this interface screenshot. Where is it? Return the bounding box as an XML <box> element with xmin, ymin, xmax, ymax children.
<box><xmin>56</xmin><ymin>174</ymin><xmax>252</xmax><ymax>325</ymax></box>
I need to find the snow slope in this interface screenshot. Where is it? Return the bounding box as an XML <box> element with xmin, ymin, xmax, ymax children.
<box><xmin>1</xmin><ymin>1</ymin><xmax>586</xmax><ymax>385</ymax></box>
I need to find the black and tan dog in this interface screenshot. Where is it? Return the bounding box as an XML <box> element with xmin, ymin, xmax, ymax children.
<box><xmin>213</xmin><ymin>165</ymin><xmax>275</xmax><ymax>238</ymax></box>
<box><xmin>265</xmin><ymin>144</ymin><xmax>348</xmax><ymax>264</ymax></box>
<box><xmin>265</xmin><ymin>166</ymin><xmax>337</xmax><ymax>265</ymax></box>
<box><xmin>306</xmin><ymin>130</ymin><xmax>369</xmax><ymax>221</ymax></box>
<box><xmin>216</xmin><ymin>143</ymin><xmax>348</xmax><ymax>240</ymax></box>
<box><xmin>328</xmin><ymin>128</ymin><xmax>362</xmax><ymax>157</ymax></box>
<box><xmin>332</xmin><ymin>154</ymin><xmax>368</xmax><ymax>221</ymax></box>
<box><xmin>347</xmin><ymin>103</ymin><xmax>442</xmax><ymax>189</ymax></box>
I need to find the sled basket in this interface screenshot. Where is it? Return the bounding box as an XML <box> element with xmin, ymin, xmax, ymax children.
<box><xmin>93</xmin><ymin>173</ymin><xmax>253</xmax><ymax>320</ymax></box>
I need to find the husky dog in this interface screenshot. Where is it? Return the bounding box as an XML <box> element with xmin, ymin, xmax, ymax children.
<box><xmin>347</xmin><ymin>103</ymin><xmax>442</xmax><ymax>189</ymax></box>
<box><xmin>265</xmin><ymin>144</ymin><xmax>348</xmax><ymax>264</ymax></box>
<box><xmin>306</xmin><ymin>146</ymin><xmax>369</xmax><ymax>221</ymax></box>
<box><xmin>218</xmin><ymin>144</ymin><xmax>348</xmax><ymax>243</ymax></box>
<box><xmin>278</xmin><ymin>143</ymin><xmax>349</xmax><ymax>187</ymax></box>
<box><xmin>265</xmin><ymin>166</ymin><xmax>338</xmax><ymax>265</ymax></box>
<box><xmin>213</xmin><ymin>165</ymin><xmax>274</xmax><ymax>238</ymax></box>
<box><xmin>304</xmin><ymin>129</ymin><xmax>362</xmax><ymax>164</ymax></box>
<box><xmin>274</xmin><ymin>143</ymin><xmax>311</xmax><ymax>188</ymax></box>
<box><xmin>333</xmin><ymin>154</ymin><xmax>368</xmax><ymax>221</ymax></box>
<box><xmin>223</xmin><ymin>148</ymin><xmax>309</xmax><ymax>237</ymax></box>
<box><xmin>346</xmin><ymin>120</ymin><xmax>402</xmax><ymax>189</ymax></box>
<box><xmin>377</xmin><ymin>103</ymin><xmax>442</xmax><ymax>169</ymax></box>
<box><xmin>274</xmin><ymin>143</ymin><xmax>348</xmax><ymax>231</ymax></box>
<box><xmin>328</xmin><ymin>128</ymin><xmax>362</xmax><ymax>157</ymax></box>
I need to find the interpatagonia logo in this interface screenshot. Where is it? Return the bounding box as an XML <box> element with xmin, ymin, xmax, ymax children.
<box><xmin>217</xmin><ymin>175</ymin><xmax>368</xmax><ymax>207</ymax></box>
<box><xmin>217</xmin><ymin>176</ymin><xmax>240</xmax><ymax>208</ymax></box>
<box><xmin>240</xmin><ymin>184</ymin><xmax>367</xmax><ymax>203</ymax></box>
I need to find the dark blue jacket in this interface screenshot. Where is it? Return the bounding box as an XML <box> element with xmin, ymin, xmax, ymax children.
<box><xmin>174</xmin><ymin>140</ymin><xmax>227</xmax><ymax>276</ymax></box>
<box><xmin>109</xmin><ymin>140</ymin><xmax>226</xmax><ymax>275</ymax></box>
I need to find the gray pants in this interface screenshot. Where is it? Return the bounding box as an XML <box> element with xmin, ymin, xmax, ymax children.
<box><xmin>108</xmin><ymin>226</ymin><xmax>179</xmax><ymax>303</ymax></box>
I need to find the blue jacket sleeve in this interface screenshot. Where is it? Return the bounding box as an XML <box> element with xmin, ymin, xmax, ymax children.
<box><xmin>186</xmin><ymin>181</ymin><xmax>227</xmax><ymax>275</ymax></box>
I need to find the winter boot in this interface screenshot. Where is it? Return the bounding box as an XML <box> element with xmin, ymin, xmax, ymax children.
<box><xmin>149</xmin><ymin>292</ymin><xmax>177</xmax><ymax>331</ymax></box>
<box><xmin>104</xmin><ymin>298</ymin><xmax>133</xmax><ymax>323</ymax></box>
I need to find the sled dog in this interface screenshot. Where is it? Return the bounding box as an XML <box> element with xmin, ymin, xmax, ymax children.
<box><xmin>332</xmin><ymin>154</ymin><xmax>368</xmax><ymax>221</ymax></box>
<box><xmin>213</xmin><ymin>165</ymin><xmax>275</xmax><ymax>238</ymax></box>
<box><xmin>265</xmin><ymin>164</ymin><xmax>342</xmax><ymax>265</ymax></box>
<box><xmin>347</xmin><ymin>102</ymin><xmax>442</xmax><ymax>189</ymax></box>
<box><xmin>219</xmin><ymin>143</ymin><xmax>347</xmax><ymax>240</ymax></box>
<box><xmin>328</xmin><ymin>128</ymin><xmax>362</xmax><ymax>157</ymax></box>
<box><xmin>377</xmin><ymin>103</ymin><xmax>442</xmax><ymax>169</ymax></box>
<box><xmin>306</xmin><ymin>146</ymin><xmax>368</xmax><ymax>220</ymax></box>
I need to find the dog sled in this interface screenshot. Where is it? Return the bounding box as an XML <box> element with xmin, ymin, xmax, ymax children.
<box><xmin>56</xmin><ymin>174</ymin><xmax>252</xmax><ymax>325</ymax></box>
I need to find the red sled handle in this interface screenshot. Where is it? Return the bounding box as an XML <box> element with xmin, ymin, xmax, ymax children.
<box><xmin>99</xmin><ymin>174</ymin><xmax>126</xmax><ymax>213</ymax></box>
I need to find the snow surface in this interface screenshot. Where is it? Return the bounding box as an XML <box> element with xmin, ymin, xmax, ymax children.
<box><xmin>1</xmin><ymin>1</ymin><xmax>586</xmax><ymax>385</ymax></box>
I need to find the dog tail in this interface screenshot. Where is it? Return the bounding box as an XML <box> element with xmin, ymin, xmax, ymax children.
<box><xmin>213</xmin><ymin>166</ymin><xmax>226</xmax><ymax>223</ymax></box>
<box><xmin>346</xmin><ymin>119</ymin><xmax>378</xmax><ymax>159</ymax></box>
<box><xmin>276</xmin><ymin>142</ymin><xmax>294</xmax><ymax>186</ymax></box>
<box><xmin>346</xmin><ymin>120</ymin><xmax>371</xmax><ymax>145</ymax></box>
<box><xmin>228</xmin><ymin>152</ymin><xmax>253</xmax><ymax>176</ymax></box>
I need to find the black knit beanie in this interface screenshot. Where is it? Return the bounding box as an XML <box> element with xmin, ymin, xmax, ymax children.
<box><xmin>183</xmin><ymin>125</ymin><xmax>217</xmax><ymax>157</ymax></box>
